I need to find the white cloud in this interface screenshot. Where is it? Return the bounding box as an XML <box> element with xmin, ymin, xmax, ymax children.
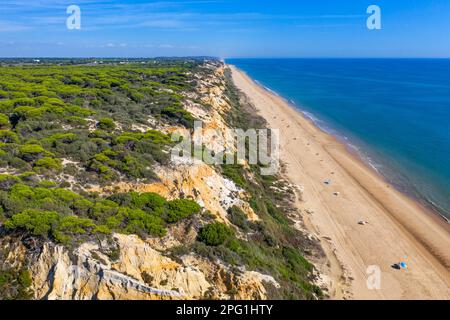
<box><xmin>0</xmin><ymin>21</ymin><xmax>29</xmax><ymax>32</ymax></box>
<box><xmin>159</xmin><ymin>44</ymin><xmax>174</xmax><ymax>48</ymax></box>
<box><xmin>139</xmin><ymin>19</ymin><xmax>184</xmax><ymax>29</ymax></box>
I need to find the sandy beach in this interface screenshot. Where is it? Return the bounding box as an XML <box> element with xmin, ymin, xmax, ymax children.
<box><xmin>229</xmin><ymin>65</ymin><xmax>450</xmax><ymax>300</ymax></box>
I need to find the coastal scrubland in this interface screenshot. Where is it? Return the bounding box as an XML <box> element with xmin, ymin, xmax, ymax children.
<box><xmin>0</xmin><ymin>59</ymin><xmax>321</xmax><ymax>300</ymax></box>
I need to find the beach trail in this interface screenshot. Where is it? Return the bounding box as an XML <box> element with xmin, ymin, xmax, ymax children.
<box><xmin>229</xmin><ymin>65</ymin><xmax>450</xmax><ymax>299</ymax></box>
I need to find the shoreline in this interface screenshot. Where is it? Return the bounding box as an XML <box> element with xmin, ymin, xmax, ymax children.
<box><xmin>248</xmin><ymin>70</ymin><xmax>450</xmax><ymax>225</ymax></box>
<box><xmin>313</xmin><ymin>115</ymin><xmax>450</xmax><ymax>228</ymax></box>
<box><xmin>228</xmin><ymin>64</ymin><xmax>450</xmax><ymax>299</ymax></box>
<box><xmin>337</xmin><ymin>136</ymin><xmax>450</xmax><ymax>228</ymax></box>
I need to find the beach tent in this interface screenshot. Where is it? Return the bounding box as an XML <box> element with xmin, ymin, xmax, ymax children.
<box><xmin>400</xmin><ymin>262</ymin><xmax>408</xmax><ymax>269</ymax></box>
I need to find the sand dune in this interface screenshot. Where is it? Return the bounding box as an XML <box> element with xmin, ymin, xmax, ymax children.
<box><xmin>229</xmin><ymin>65</ymin><xmax>450</xmax><ymax>300</ymax></box>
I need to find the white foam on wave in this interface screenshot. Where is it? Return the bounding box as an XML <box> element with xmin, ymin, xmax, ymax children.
<box><xmin>300</xmin><ymin>110</ymin><xmax>336</xmax><ymax>136</ymax></box>
<box><xmin>346</xmin><ymin>142</ymin><xmax>384</xmax><ymax>174</ymax></box>
<box><xmin>257</xmin><ymin>82</ymin><xmax>281</xmax><ymax>97</ymax></box>
<box><xmin>300</xmin><ymin>105</ymin><xmax>386</xmax><ymax>177</ymax></box>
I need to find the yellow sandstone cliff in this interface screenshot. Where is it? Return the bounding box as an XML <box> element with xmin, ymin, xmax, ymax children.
<box><xmin>2</xmin><ymin>62</ymin><xmax>281</xmax><ymax>300</ymax></box>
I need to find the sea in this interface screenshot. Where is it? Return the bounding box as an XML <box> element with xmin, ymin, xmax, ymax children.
<box><xmin>227</xmin><ymin>58</ymin><xmax>450</xmax><ymax>220</ymax></box>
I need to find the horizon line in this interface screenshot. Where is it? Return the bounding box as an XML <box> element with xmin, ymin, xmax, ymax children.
<box><xmin>1</xmin><ymin>56</ymin><xmax>450</xmax><ymax>60</ymax></box>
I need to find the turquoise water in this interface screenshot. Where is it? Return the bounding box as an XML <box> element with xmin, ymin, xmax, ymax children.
<box><xmin>227</xmin><ymin>58</ymin><xmax>450</xmax><ymax>219</ymax></box>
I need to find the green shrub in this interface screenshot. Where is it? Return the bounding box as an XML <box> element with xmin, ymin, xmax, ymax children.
<box><xmin>165</xmin><ymin>199</ymin><xmax>201</xmax><ymax>223</ymax></box>
<box><xmin>52</xmin><ymin>188</ymin><xmax>82</xmax><ymax>203</ymax></box>
<box><xmin>0</xmin><ymin>268</ymin><xmax>33</xmax><ymax>300</ymax></box>
<box><xmin>52</xmin><ymin>215</ymin><xmax>96</xmax><ymax>243</ymax></box>
<box><xmin>0</xmin><ymin>174</ymin><xmax>20</xmax><ymax>190</ymax></box>
<box><xmin>12</xmin><ymin>106</ymin><xmax>43</xmax><ymax>121</ymax></box>
<box><xmin>266</xmin><ymin>201</ymin><xmax>290</xmax><ymax>225</ymax></box>
<box><xmin>0</xmin><ymin>114</ymin><xmax>10</xmax><ymax>129</ymax></box>
<box><xmin>38</xmin><ymin>180</ymin><xmax>57</xmax><ymax>188</ymax></box>
<box><xmin>221</xmin><ymin>164</ymin><xmax>247</xmax><ymax>188</ymax></box>
<box><xmin>19</xmin><ymin>144</ymin><xmax>46</xmax><ymax>160</ymax></box>
<box><xmin>18</xmin><ymin>270</ymin><xmax>32</xmax><ymax>288</ymax></box>
<box><xmin>89</xmin><ymin>199</ymin><xmax>118</xmax><ymax>220</ymax></box>
<box><xmin>282</xmin><ymin>246</ymin><xmax>313</xmax><ymax>276</ymax></box>
<box><xmin>197</xmin><ymin>222</ymin><xmax>234</xmax><ymax>246</ymax></box>
<box><xmin>34</xmin><ymin>157</ymin><xmax>62</xmax><ymax>171</ymax></box>
<box><xmin>131</xmin><ymin>192</ymin><xmax>167</xmax><ymax>214</ymax></box>
<box><xmin>72</xmin><ymin>199</ymin><xmax>94</xmax><ymax>215</ymax></box>
<box><xmin>124</xmin><ymin>208</ymin><xmax>166</xmax><ymax>237</ymax></box>
<box><xmin>107</xmin><ymin>207</ymin><xmax>166</xmax><ymax>237</ymax></box>
<box><xmin>97</xmin><ymin>117</ymin><xmax>115</xmax><ymax>130</ymax></box>
<box><xmin>44</xmin><ymin>133</ymin><xmax>77</xmax><ymax>145</ymax></box>
<box><xmin>161</xmin><ymin>106</ymin><xmax>195</xmax><ymax>128</ymax></box>
<box><xmin>227</xmin><ymin>206</ymin><xmax>250</xmax><ymax>231</ymax></box>
<box><xmin>66</xmin><ymin>116</ymin><xmax>87</xmax><ymax>126</ymax></box>
<box><xmin>13</xmin><ymin>98</ymin><xmax>35</xmax><ymax>107</ymax></box>
<box><xmin>58</xmin><ymin>215</ymin><xmax>95</xmax><ymax>234</ymax></box>
<box><xmin>4</xmin><ymin>209</ymin><xmax>59</xmax><ymax>237</ymax></box>
<box><xmin>0</xmin><ymin>130</ymin><xmax>19</xmax><ymax>143</ymax></box>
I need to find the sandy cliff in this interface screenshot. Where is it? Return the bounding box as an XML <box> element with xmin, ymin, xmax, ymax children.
<box><xmin>0</xmin><ymin>62</ymin><xmax>287</xmax><ymax>300</ymax></box>
<box><xmin>3</xmin><ymin>233</ymin><xmax>277</xmax><ymax>300</ymax></box>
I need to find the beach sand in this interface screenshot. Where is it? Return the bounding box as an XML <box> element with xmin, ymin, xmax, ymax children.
<box><xmin>229</xmin><ymin>65</ymin><xmax>450</xmax><ymax>300</ymax></box>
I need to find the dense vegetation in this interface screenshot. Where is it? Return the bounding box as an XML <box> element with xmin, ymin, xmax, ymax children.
<box><xmin>198</xmin><ymin>222</ymin><xmax>234</xmax><ymax>246</ymax></box>
<box><xmin>0</xmin><ymin>59</ymin><xmax>210</xmax><ymax>299</ymax></box>
<box><xmin>0</xmin><ymin>60</ymin><xmax>208</xmax><ymax>186</ymax></box>
<box><xmin>0</xmin><ymin>177</ymin><xmax>201</xmax><ymax>245</ymax></box>
<box><xmin>0</xmin><ymin>59</ymin><xmax>320</xmax><ymax>300</ymax></box>
<box><xmin>0</xmin><ymin>59</ymin><xmax>212</xmax><ymax>243</ymax></box>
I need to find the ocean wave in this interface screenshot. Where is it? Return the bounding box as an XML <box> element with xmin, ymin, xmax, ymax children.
<box><xmin>255</xmin><ymin>80</ymin><xmax>281</xmax><ymax>97</ymax></box>
<box><xmin>300</xmin><ymin>110</ymin><xmax>336</xmax><ymax>136</ymax></box>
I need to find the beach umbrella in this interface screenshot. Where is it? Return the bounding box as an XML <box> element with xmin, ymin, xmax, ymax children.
<box><xmin>400</xmin><ymin>262</ymin><xmax>407</xmax><ymax>269</ymax></box>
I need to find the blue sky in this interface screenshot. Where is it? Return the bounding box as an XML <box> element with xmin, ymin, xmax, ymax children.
<box><xmin>0</xmin><ymin>0</ymin><xmax>449</xmax><ymax>58</ymax></box>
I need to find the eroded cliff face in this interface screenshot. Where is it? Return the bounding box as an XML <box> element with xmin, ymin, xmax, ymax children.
<box><xmin>4</xmin><ymin>233</ymin><xmax>277</xmax><ymax>300</ymax></box>
<box><xmin>0</xmin><ymin>62</ymin><xmax>280</xmax><ymax>300</ymax></box>
<box><xmin>89</xmin><ymin>64</ymin><xmax>257</xmax><ymax>224</ymax></box>
<box><xmin>90</xmin><ymin>162</ymin><xmax>258</xmax><ymax>224</ymax></box>
<box><xmin>0</xmin><ymin>61</ymin><xmax>323</xmax><ymax>300</ymax></box>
